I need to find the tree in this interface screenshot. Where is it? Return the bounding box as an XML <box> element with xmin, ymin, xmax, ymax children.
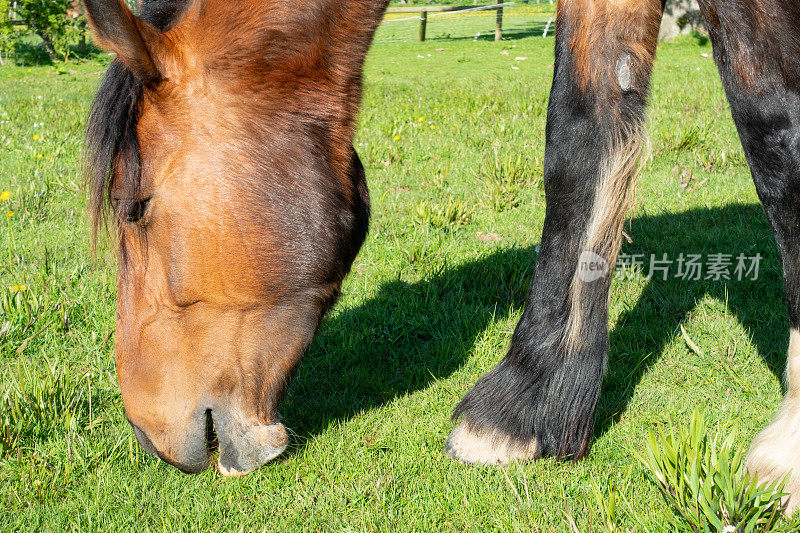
<box><xmin>0</xmin><ymin>0</ymin><xmax>19</xmax><ymax>65</ymax></box>
<box><xmin>12</xmin><ymin>0</ymin><xmax>84</xmax><ymax>61</ymax></box>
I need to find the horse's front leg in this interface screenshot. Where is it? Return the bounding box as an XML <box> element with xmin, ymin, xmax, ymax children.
<box><xmin>695</xmin><ymin>0</ymin><xmax>800</xmax><ymax>512</ymax></box>
<box><xmin>446</xmin><ymin>0</ymin><xmax>664</xmax><ymax>463</ymax></box>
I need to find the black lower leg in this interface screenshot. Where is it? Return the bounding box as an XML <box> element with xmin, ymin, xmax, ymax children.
<box><xmin>447</xmin><ymin>0</ymin><xmax>663</xmax><ymax>463</ymax></box>
<box><xmin>698</xmin><ymin>0</ymin><xmax>800</xmax><ymax>511</ymax></box>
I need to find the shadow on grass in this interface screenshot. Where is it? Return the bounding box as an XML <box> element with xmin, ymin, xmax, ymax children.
<box><xmin>282</xmin><ymin>243</ymin><xmax>535</xmax><ymax>438</ymax></box>
<box><xmin>282</xmin><ymin>202</ymin><xmax>787</xmax><ymax>449</ymax></box>
<box><xmin>596</xmin><ymin>202</ymin><xmax>786</xmax><ymax>435</ymax></box>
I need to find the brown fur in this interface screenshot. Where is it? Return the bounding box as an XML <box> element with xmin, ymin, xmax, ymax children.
<box><xmin>700</xmin><ymin>0</ymin><xmax>800</xmax><ymax>92</ymax></box>
<box><xmin>84</xmin><ymin>0</ymin><xmax>385</xmax><ymax>472</ymax></box>
<box><xmin>558</xmin><ymin>0</ymin><xmax>662</xmax><ymax>105</ymax></box>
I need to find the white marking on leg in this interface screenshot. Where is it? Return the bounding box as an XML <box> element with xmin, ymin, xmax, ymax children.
<box><xmin>564</xmin><ymin>128</ymin><xmax>646</xmax><ymax>352</ymax></box>
<box><xmin>786</xmin><ymin>329</ymin><xmax>800</xmax><ymax>396</ymax></box>
<box><xmin>616</xmin><ymin>54</ymin><xmax>632</xmax><ymax>91</ymax></box>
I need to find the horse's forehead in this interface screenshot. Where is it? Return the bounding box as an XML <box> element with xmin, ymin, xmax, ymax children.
<box><xmin>134</xmin><ymin>91</ymin><xmax>280</xmax><ymax>193</ymax></box>
<box><xmin>139</xmin><ymin>80</ymin><xmax>238</xmax><ymax>137</ymax></box>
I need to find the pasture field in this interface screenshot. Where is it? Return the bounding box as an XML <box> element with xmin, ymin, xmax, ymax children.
<box><xmin>0</xmin><ymin>33</ymin><xmax>798</xmax><ymax>531</ymax></box>
<box><xmin>376</xmin><ymin>4</ymin><xmax>556</xmax><ymax>43</ymax></box>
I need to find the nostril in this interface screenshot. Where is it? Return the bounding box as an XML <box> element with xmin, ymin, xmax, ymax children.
<box><xmin>205</xmin><ymin>409</ymin><xmax>218</xmax><ymax>453</ymax></box>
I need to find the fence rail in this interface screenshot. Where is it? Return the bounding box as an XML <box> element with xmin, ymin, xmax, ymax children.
<box><xmin>386</xmin><ymin>3</ymin><xmax>509</xmax><ymax>41</ymax></box>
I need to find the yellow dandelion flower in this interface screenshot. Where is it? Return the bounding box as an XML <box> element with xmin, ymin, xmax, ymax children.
<box><xmin>418</xmin><ymin>117</ymin><xmax>424</xmax><ymax>122</ymax></box>
<box><xmin>36</xmin><ymin>154</ymin><xmax>43</xmax><ymax>159</ymax></box>
<box><xmin>33</xmin><ymin>134</ymin><xmax>39</xmax><ymax>140</ymax></box>
<box><xmin>6</xmin><ymin>211</ymin><xmax>13</xmax><ymax>217</ymax></box>
<box><xmin>0</xmin><ymin>191</ymin><xmax>9</xmax><ymax>201</ymax></box>
<box><xmin>27</xmin><ymin>68</ymin><xmax>31</xmax><ymax>72</ymax></box>
<box><xmin>394</xmin><ymin>135</ymin><xmax>400</xmax><ymax>141</ymax></box>
<box><xmin>18</xmin><ymin>285</ymin><xmax>26</xmax><ymax>291</ymax></box>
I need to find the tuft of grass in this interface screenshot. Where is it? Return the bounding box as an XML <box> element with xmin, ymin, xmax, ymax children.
<box><xmin>409</xmin><ymin>195</ymin><xmax>473</xmax><ymax>231</ymax></box>
<box><xmin>0</xmin><ymin>357</ymin><xmax>87</xmax><ymax>454</ymax></box>
<box><xmin>640</xmin><ymin>410</ymin><xmax>787</xmax><ymax>532</ymax></box>
<box><xmin>662</xmin><ymin>124</ymin><xmax>714</xmax><ymax>153</ymax></box>
<box><xmin>477</xmin><ymin>146</ymin><xmax>542</xmax><ymax>213</ymax></box>
<box><xmin>588</xmin><ymin>477</ymin><xmax>622</xmax><ymax>533</ymax></box>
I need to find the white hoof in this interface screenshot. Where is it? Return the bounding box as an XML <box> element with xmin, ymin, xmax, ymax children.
<box><xmin>444</xmin><ymin>421</ymin><xmax>538</xmax><ymax>465</ymax></box>
<box><xmin>747</xmin><ymin>329</ymin><xmax>800</xmax><ymax>515</ymax></box>
<box><xmin>746</xmin><ymin>413</ymin><xmax>800</xmax><ymax>515</ymax></box>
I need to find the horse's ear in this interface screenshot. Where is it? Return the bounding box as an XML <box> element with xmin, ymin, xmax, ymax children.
<box><xmin>82</xmin><ymin>0</ymin><xmax>169</xmax><ymax>84</ymax></box>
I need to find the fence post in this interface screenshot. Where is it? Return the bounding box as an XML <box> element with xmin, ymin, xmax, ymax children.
<box><xmin>495</xmin><ymin>5</ymin><xmax>503</xmax><ymax>41</ymax></box>
<box><xmin>419</xmin><ymin>9</ymin><xmax>427</xmax><ymax>41</ymax></box>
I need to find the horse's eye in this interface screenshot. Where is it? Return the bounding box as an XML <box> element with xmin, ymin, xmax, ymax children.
<box><xmin>115</xmin><ymin>197</ymin><xmax>151</xmax><ymax>225</ymax></box>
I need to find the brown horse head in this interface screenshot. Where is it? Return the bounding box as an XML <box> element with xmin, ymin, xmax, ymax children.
<box><xmin>83</xmin><ymin>0</ymin><xmax>385</xmax><ymax>475</ymax></box>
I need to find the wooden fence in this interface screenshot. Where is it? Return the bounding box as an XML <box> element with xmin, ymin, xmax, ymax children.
<box><xmin>385</xmin><ymin>4</ymin><xmax>506</xmax><ymax>41</ymax></box>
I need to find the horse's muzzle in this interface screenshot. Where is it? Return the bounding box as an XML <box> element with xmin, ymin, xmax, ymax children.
<box><xmin>129</xmin><ymin>405</ymin><xmax>288</xmax><ymax>475</ymax></box>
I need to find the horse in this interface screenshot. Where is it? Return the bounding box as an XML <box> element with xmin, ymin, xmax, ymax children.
<box><xmin>82</xmin><ymin>0</ymin><xmax>800</xmax><ymax>510</ymax></box>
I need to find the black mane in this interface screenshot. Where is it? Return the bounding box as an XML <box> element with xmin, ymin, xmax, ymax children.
<box><xmin>85</xmin><ymin>0</ymin><xmax>191</xmax><ymax>239</ymax></box>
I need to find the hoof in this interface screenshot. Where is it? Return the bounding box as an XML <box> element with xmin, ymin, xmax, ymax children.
<box><xmin>746</xmin><ymin>329</ymin><xmax>800</xmax><ymax>515</ymax></box>
<box><xmin>746</xmin><ymin>417</ymin><xmax>800</xmax><ymax>515</ymax></box>
<box><xmin>444</xmin><ymin>421</ymin><xmax>538</xmax><ymax>465</ymax></box>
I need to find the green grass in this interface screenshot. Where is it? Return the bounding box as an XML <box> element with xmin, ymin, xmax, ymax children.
<box><xmin>0</xmin><ymin>33</ymin><xmax>797</xmax><ymax>531</ymax></box>
<box><xmin>377</xmin><ymin>4</ymin><xmax>556</xmax><ymax>43</ymax></box>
